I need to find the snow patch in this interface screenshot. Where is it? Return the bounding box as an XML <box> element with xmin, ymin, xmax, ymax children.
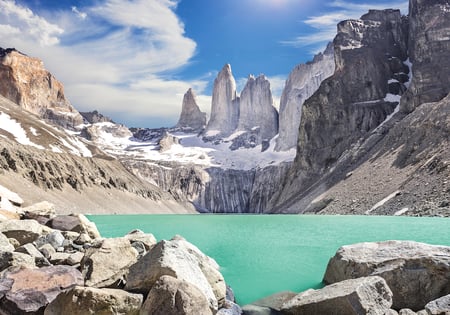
<box><xmin>29</xmin><ymin>127</ymin><xmax>39</xmax><ymax>136</ymax></box>
<box><xmin>404</xmin><ymin>58</ymin><xmax>413</xmax><ymax>88</ymax></box>
<box><xmin>0</xmin><ymin>112</ymin><xmax>44</xmax><ymax>149</ymax></box>
<box><xmin>394</xmin><ymin>208</ymin><xmax>409</xmax><ymax>216</ymax></box>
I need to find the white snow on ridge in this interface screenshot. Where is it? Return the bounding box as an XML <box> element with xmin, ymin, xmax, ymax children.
<box><xmin>0</xmin><ymin>112</ymin><xmax>44</xmax><ymax>149</ymax></box>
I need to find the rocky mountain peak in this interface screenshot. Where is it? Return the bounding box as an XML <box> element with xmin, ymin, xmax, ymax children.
<box><xmin>204</xmin><ymin>64</ymin><xmax>239</xmax><ymax>137</ymax></box>
<box><xmin>176</xmin><ymin>88</ymin><xmax>206</xmax><ymax>132</ymax></box>
<box><xmin>0</xmin><ymin>48</ymin><xmax>83</xmax><ymax>129</ymax></box>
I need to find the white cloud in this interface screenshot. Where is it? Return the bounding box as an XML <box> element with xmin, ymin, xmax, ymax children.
<box><xmin>0</xmin><ymin>0</ymin><xmax>64</xmax><ymax>46</ymax></box>
<box><xmin>283</xmin><ymin>0</ymin><xmax>408</xmax><ymax>49</ymax></box>
<box><xmin>0</xmin><ymin>0</ymin><xmax>209</xmax><ymax>128</ymax></box>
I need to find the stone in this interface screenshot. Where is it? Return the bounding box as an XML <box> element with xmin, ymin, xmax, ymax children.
<box><xmin>48</xmin><ymin>214</ymin><xmax>100</xmax><ymax>239</ymax></box>
<box><xmin>0</xmin><ymin>233</ymin><xmax>14</xmax><ymax>252</ymax></box>
<box><xmin>204</xmin><ymin>64</ymin><xmax>240</xmax><ymax>138</ymax></box>
<box><xmin>281</xmin><ymin>276</ymin><xmax>393</xmax><ymax>315</ymax></box>
<box><xmin>125</xmin><ymin>236</ymin><xmax>226</xmax><ymax>311</ymax></box>
<box><xmin>66</xmin><ymin>251</ymin><xmax>84</xmax><ymax>266</ymax></box>
<box><xmin>275</xmin><ymin>43</ymin><xmax>335</xmax><ymax>151</ymax></box>
<box><xmin>74</xmin><ymin>232</ymin><xmax>91</xmax><ymax>245</ymax></box>
<box><xmin>81</xmin><ymin>237</ymin><xmax>138</xmax><ymax>288</ymax></box>
<box><xmin>49</xmin><ymin>252</ymin><xmax>70</xmax><ymax>265</ymax></box>
<box><xmin>248</xmin><ymin>291</ymin><xmax>297</xmax><ymax>314</ymax></box>
<box><xmin>323</xmin><ymin>241</ymin><xmax>450</xmax><ymax>310</ymax></box>
<box><xmin>0</xmin><ymin>265</ymin><xmax>83</xmax><ymax>314</ymax></box>
<box><xmin>0</xmin><ymin>209</ymin><xmax>20</xmax><ymax>221</ymax></box>
<box><xmin>61</xmin><ymin>231</ymin><xmax>80</xmax><ymax>242</ymax></box>
<box><xmin>0</xmin><ymin>184</ymin><xmax>23</xmax><ymax>206</ymax></box>
<box><xmin>238</xmin><ymin>74</ymin><xmax>278</xmax><ymax>145</ymax></box>
<box><xmin>80</xmin><ymin>110</ymin><xmax>114</xmax><ymax>124</ymax></box>
<box><xmin>218</xmin><ymin>300</ymin><xmax>243</xmax><ymax>315</ymax></box>
<box><xmin>0</xmin><ymin>219</ymin><xmax>43</xmax><ymax>245</ymax></box>
<box><xmin>124</xmin><ymin>229</ymin><xmax>157</xmax><ymax>250</ymax></box>
<box><xmin>401</xmin><ymin>0</ymin><xmax>450</xmax><ymax>112</ymax></box>
<box><xmin>242</xmin><ymin>304</ymin><xmax>281</xmax><ymax>315</ymax></box>
<box><xmin>386</xmin><ymin>311</ymin><xmax>399</xmax><ymax>315</ymax></box>
<box><xmin>23</xmin><ymin>201</ymin><xmax>56</xmax><ymax>218</ymax></box>
<box><xmin>0</xmin><ymin>48</ymin><xmax>83</xmax><ymax>128</ymax></box>
<box><xmin>0</xmin><ymin>251</ymin><xmax>36</xmax><ymax>271</ymax></box>
<box><xmin>140</xmin><ymin>275</ymin><xmax>213</xmax><ymax>315</ymax></box>
<box><xmin>44</xmin><ymin>286</ymin><xmax>142</xmax><ymax>315</ymax></box>
<box><xmin>425</xmin><ymin>294</ymin><xmax>450</xmax><ymax>315</ymax></box>
<box><xmin>15</xmin><ymin>243</ymin><xmax>47</xmax><ymax>267</ymax></box>
<box><xmin>39</xmin><ymin>243</ymin><xmax>56</xmax><ymax>259</ymax></box>
<box><xmin>399</xmin><ymin>309</ymin><xmax>417</xmax><ymax>315</ymax></box>
<box><xmin>176</xmin><ymin>88</ymin><xmax>207</xmax><ymax>131</ymax></box>
<box><xmin>159</xmin><ymin>131</ymin><xmax>180</xmax><ymax>152</ymax></box>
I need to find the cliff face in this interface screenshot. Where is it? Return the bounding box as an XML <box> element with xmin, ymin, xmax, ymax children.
<box><xmin>204</xmin><ymin>64</ymin><xmax>239</xmax><ymax>137</ymax></box>
<box><xmin>176</xmin><ymin>88</ymin><xmax>206</xmax><ymax>132</ymax></box>
<box><xmin>401</xmin><ymin>0</ymin><xmax>450</xmax><ymax>112</ymax></box>
<box><xmin>0</xmin><ymin>48</ymin><xmax>83</xmax><ymax>129</ymax></box>
<box><xmin>275</xmin><ymin>43</ymin><xmax>335</xmax><ymax>152</ymax></box>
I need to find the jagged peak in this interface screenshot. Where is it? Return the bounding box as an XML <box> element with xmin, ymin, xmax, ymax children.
<box><xmin>0</xmin><ymin>47</ymin><xmax>24</xmax><ymax>58</ymax></box>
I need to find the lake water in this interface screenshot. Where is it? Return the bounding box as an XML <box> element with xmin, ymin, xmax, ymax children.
<box><xmin>88</xmin><ymin>214</ymin><xmax>450</xmax><ymax>305</ymax></box>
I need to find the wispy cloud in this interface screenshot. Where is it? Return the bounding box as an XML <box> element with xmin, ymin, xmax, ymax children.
<box><xmin>282</xmin><ymin>0</ymin><xmax>408</xmax><ymax>52</ymax></box>
<box><xmin>0</xmin><ymin>0</ymin><xmax>209</xmax><ymax>127</ymax></box>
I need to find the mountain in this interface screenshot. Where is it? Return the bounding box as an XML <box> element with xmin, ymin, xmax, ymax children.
<box><xmin>175</xmin><ymin>88</ymin><xmax>206</xmax><ymax>132</ymax></box>
<box><xmin>0</xmin><ymin>48</ymin><xmax>83</xmax><ymax>129</ymax></box>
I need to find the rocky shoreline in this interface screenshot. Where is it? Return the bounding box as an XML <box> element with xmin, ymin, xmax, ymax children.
<box><xmin>0</xmin><ymin>188</ymin><xmax>450</xmax><ymax>315</ymax></box>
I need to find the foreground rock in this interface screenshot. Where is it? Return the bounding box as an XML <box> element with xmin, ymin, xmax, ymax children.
<box><xmin>281</xmin><ymin>276</ymin><xmax>392</xmax><ymax>315</ymax></box>
<box><xmin>425</xmin><ymin>294</ymin><xmax>450</xmax><ymax>315</ymax></box>
<box><xmin>45</xmin><ymin>286</ymin><xmax>143</xmax><ymax>315</ymax></box>
<box><xmin>323</xmin><ymin>240</ymin><xmax>450</xmax><ymax>310</ymax></box>
<box><xmin>140</xmin><ymin>275</ymin><xmax>213</xmax><ymax>315</ymax></box>
<box><xmin>125</xmin><ymin>235</ymin><xmax>226</xmax><ymax>311</ymax></box>
<box><xmin>81</xmin><ymin>237</ymin><xmax>138</xmax><ymax>288</ymax></box>
<box><xmin>0</xmin><ymin>265</ymin><xmax>83</xmax><ymax>314</ymax></box>
<box><xmin>0</xmin><ymin>219</ymin><xmax>43</xmax><ymax>245</ymax></box>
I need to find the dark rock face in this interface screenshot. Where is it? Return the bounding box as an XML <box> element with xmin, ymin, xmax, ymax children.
<box><xmin>271</xmin><ymin>9</ymin><xmax>409</xmax><ymax>209</ymax></box>
<box><xmin>204</xmin><ymin>64</ymin><xmax>239</xmax><ymax>137</ymax></box>
<box><xmin>176</xmin><ymin>88</ymin><xmax>207</xmax><ymax>132</ymax></box>
<box><xmin>401</xmin><ymin>0</ymin><xmax>450</xmax><ymax>112</ymax></box>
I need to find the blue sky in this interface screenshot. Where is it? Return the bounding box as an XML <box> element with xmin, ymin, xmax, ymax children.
<box><xmin>1</xmin><ymin>0</ymin><xmax>407</xmax><ymax>128</ymax></box>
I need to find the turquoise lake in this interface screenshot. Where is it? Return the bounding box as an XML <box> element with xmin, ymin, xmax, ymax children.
<box><xmin>88</xmin><ymin>215</ymin><xmax>450</xmax><ymax>305</ymax></box>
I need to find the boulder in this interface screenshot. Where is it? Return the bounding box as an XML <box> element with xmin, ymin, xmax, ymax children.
<box><xmin>35</xmin><ymin>230</ymin><xmax>65</xmax><ymax>250</ymax></box>
<box><xmin>49</xmin><ymin>252</ymin><xmax>70</xmax><ymax>265</ymax></box>
<box><xmin>125</xmin><ymin>236</ymin><xmax>226</xmax><ymax>311</ymax></box>
<box><xmin>0</xmin><ymin>233</ymin><xmax>14</xmax><ymax>252</ymax></box>
<box><xmin>242</xmin><ymin>291</ymin><xmax>297</xmax><ymax>315</ymax></box>
<box><xmin>425</xmin><ymin>294</ymin><xmax>450</xmax><ymax>315</ymax></box>
<box><xmin>0</xmin><ymin>219</ymin><xmax>43</xmax><ymax>245</ymax></box>
<box><xmin>0</xmin><ymin>251</ymin><xmax>36</xmax><ymax>271</ymax></box>
<box><xmin>0</xmin><ymin>265</ymin><xmax>83</xmax><ymax>314</ymax></box>
<box><xmin>140</xmin><ymin>275</ymin><xmax>213</xmax><ymax>315</ymax></box>
<box><xmin>39</xmin><ymin>243</ymin><xmax>56</xmax><ymax>259</ymax></box>
<box><xmin>0</xmin><ymin>209</ymin><xmax>20</xmax><ymax>221</ymax></box>
<box><xmin>0</xmin><ymin>185</ymin><xmax>23</xmax><ymax>207</ymax></box>
<box><xmin>48</xmin><ymin>214</ymin><xmax>100</xmax><ymax>239</ymax></box>
<box><xmin>44</xmin><ymin>286</ymin><xmax>143</xmax><ymax>315</ymax></box>
<box><xmin>323</xmin><ymin>241</ymin><xmax>450</xmax><ymax>310</ymax></box>
<box><xmin>23</xmin><ymin>201</ymin><xmax>56</xmax><ymax>218</ymax></box>
<box><xmin>399</xmin><ymin>309</ymin><xmax>417</xmax><ymax>315</ymax></box>
<box><xmin>218</xmin><ymin>300</ymin><xmax>243</xmax><ymax>315</ymax></box>
<box><xmin>15</xmin><ymin>243</ymin><xmax>49</xmax><ymax>266</ymax></box>
<box><xmin>281</xmin><ymin>276</ymin><xmax>392</xmax><ymax>315</ymax></box>
<box><xmin>124</xmin><ymin>229</ymin><xmax>157</xmax><ymax>250</ymax></box>
<box><xmin>66</xmin><ymin>251</ymin><xmax>84</xmax><ymax>266</ymax></box>
<box><xmin>81</xmin><ymin>237</ymin><xmax>138</xmax><ymax>288</ymax></box>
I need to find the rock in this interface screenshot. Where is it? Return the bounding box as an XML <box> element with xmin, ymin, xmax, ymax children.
<box><xmin>386</xmin><ymin>310</ymin><xmax>399</xmax><ymax>315</ymax></box>
<box><xmin>238</xmin><ymin>74</ymin><xmax>278</xmax><ymax>145</ymax></box>
<box><xmin>45</xmin><ymin>230</ymin><xmax>65</xmax><ymax>249</ymax></box>
<box><xmin>425</xmin><ymin>294</ymin><xmax>450</xmax><ymax>315</ymax></box>
<box><xmin>66</xmin><ymin>251</ymin><xmax>84</xmax><ymax>266</ymax></box>
<box><xmin>39</xmin><ymin>243</ymin><xmax>56</xmax><ymax>259</ymax></box>
<box><xmin>23</xmin><ymin>201</ymin><xmax>56</xmax><ymax>218</ymax></box>
<box><xmin>0</xmin><ymin>219</ymin><xmax>43</xmax><ymax>245</ymax></box>
<box><xmin>0</xmin><ymin>209</ymin><xmax>20</xmax><ymax>221</ymax></box>
<box><xmin>281</xmin><ymin>276</ymin><xmax>393</xmax><ymax>315</ymax></box>
<box><xmin>61</xmin><ymin>231</ymin><xmax>80</xmax><ymax>242</ymax></box>
<box><xmin>401</xmin><ymin>0</ymin><xmax>450</xmax><ymax>113</ymax></box>
<box><xmin>0</xmin><ymin>184</ymin><xmax>23</xmax><ymax>207</ymax></box>
<box><xmin>0</xmin><ymin>265</ymin><xmax>83</xmax><ymax>314</ymax></box>
<box><xmin>0</xmin><ymin>233</ymin><xmax>14</xmax><ymax>252</ymax></box>
<box><xmin>15</xmin><ymin>243</ymin><xmax>48</xmax><ymax>267</ymax></box>
<box><xmin>218</xmin><ymin>300</ymin><xmax>243</xmax><ymax>315</ymax></box>
<box><xmin>204</xmin><ymin>64</ymin><xmax>240</xmax><ymax>138</ymax></box>
<box><xmin>44</xmin><ymin>286</ymin><xmax>142</xmax><ymax>315</ymax></box>
<box><xmin>399</xmin><ymin>309</ymin><xmax>417</xmax><ymax>315</ymax></box>
<box><xmin>125</xmin><ymin>236</ymin><xmax>226</xmax><ymax>311</ymax></box>
<box><xmin>80</xmin><ymin>110</ymin><xmax>114</xmax><ymax>124</ymax></box>
<box><xmin>74</xmin><ymin>232</ymin><xmax>91</xmax><ymax>245</ymax></box>
<box><xmin>248</xmin><ymin>291</ymin><xmax>297</xmax><ymax>314</ymax></box>
<box><xmin>48</xmin><ymin>214</ymin><xmax>100</xmax><ymax>239</ymax></box>
<box><xmin>49</xmin><ymin>252</ymin><xmax>70</xmax><ymax>265</ymax></box>
<box><xmin>242</xmin><ymin>304</ymin><xmax>281</xmax><ymax>315</ymax></box>
<box><xmin>275</xmin><ymin>43</ymin><xmax>335</xmax><ymax>151</ymax></box>
<box><xmin>0</xmin><ymin>48</ymin><xmax>83</xmax><ymax>128</ymax></box>
<box><xmin>140</xmin><ymin>275</ymin><xmax>213</xmax><ymax>315</ymax></box>
<box><xmin>82</xmin><ymin>122</ymin><xmax>132</xmax><ymax>142</ymax></box>
<box><xmin>7</xmin><ymin>238</ymin><xmax>20</xmax><ymax>249</ymax></box>
<box><xmin>176</xmin><ymin>88</ymin><xmax>207</xmax><ymax>131</ymax></box>
<box><xmin>323</xmin><ymin>241</ymin><xmax>450</xmax><ymax>310</ymax></box>
<box><xmin>81</xmin><ymin>237</ymin><xmax>138</xmax><ymax>288</ymax></box>
<box><xmin>0</xmin><ymin>251</ymin><xmax>36</xmax><ymax>271</ymax></box>
<box><xmin>159</xmin><ymin>131</ymin><xmax>180</xmax><ymax>152</ymax></box>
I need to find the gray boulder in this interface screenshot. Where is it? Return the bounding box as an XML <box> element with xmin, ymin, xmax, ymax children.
<box><xmin>124</xmin><ymin>229</ymin><xmax>156</xmax><ymax>250</ymax></box>
<box><xmin>425</xmin><ymin>294</ymin><xmax>450</xmax><ymax>315</ymax></box>
<box><xmin>0</xmin><ymin>265</ymin><xmax>83</xmax><ymax>314</ymax></box>
<box><xmin>281</xmin><ymin>276</ymin><xmax>392</xmax><ymax>315</ymax></box>
<box><xmin>0</xmin><ymin>219</ymin><xmax>43</xmax><ymax>245</ymax></box>
<box><xmin>125</xmin><ymin>236</ymin><xmax>226</xmax><ymax>311</ymax></box>
<box><xmin>0</xmin><ymin>251</ymin><xmax>36</xmax><ymax>271</ymax></box>
<box><xmin>81</xmin><ymin>237</ymin><xmax>138</xmax><ymax>288</ymax></box>
<box><xmin>48</xmin><ymin>214</ymin><xmax>101</xmax><ymax>239</ymax></box>
<box><xmin>0</xmin><ymin>233</ymin><xmax>13</xmax><ymax>252</ymax></box>
<box><xmin>44</xmin><ymin>286</ymin><xmax>143</xmax><ymax>315</ymax></box>
<box><xmin>242</xmin><ymin>291</ymin><xmax>297</xmax><ymax>315</ymax></box>
<box><xmin>323</xmin><ymin>241</ymin><xmax>450</xmax><ymax>310</ymax></box>
<box><xmin>140</xmin><ymin>275</ymin><xmax>213</xmax><ymax>315</ymax></box>
<box><xmin>218</xmin><ymin>300</ymin><xmax>243</xmax><ymax>315</ymax></box>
